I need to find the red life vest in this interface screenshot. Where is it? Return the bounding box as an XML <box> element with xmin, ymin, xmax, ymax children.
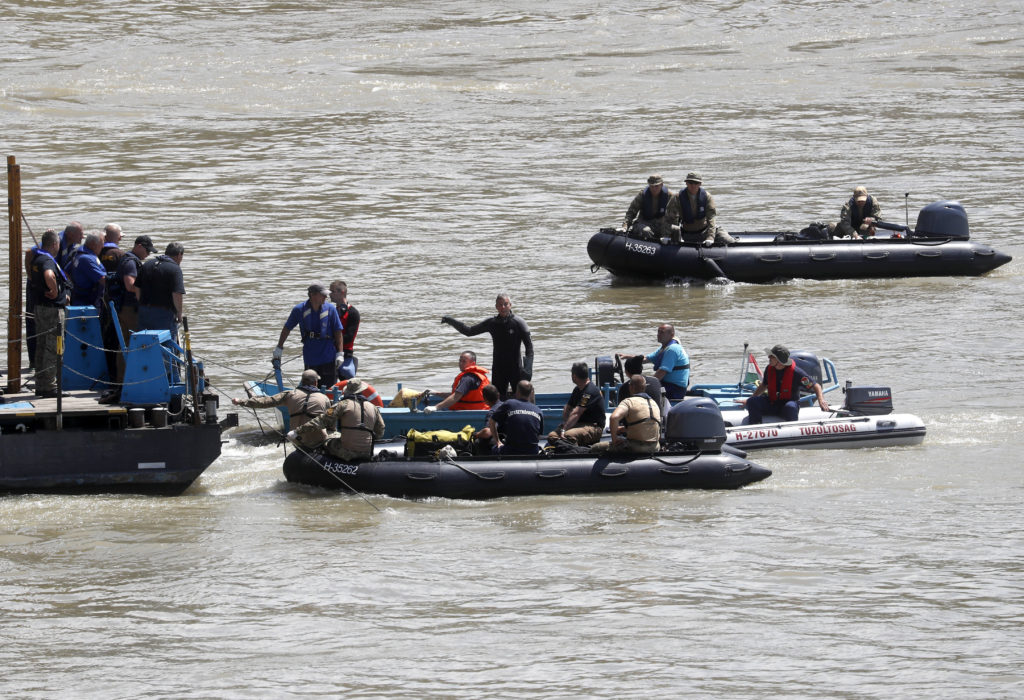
<box><xmin>332</xmin><ymin>379</ymin><xmax>383</xmax><ymax>406</ymax></box>
<box><xmin>450</xmin><ymin>364</ymin><xmax>490</xmax><ymax>410</ymax></box>
<box><xmin>764</xmin><ymin>362</ymin><xmax>796</xmax><ymax>401</ymax></box>
<box><xmin>338</xmin><ymin>303</ymin><xmax>358</xmax><ymax>353</ymax></box>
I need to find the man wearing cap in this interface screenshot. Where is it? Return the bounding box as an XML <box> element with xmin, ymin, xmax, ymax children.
<box><xmin>666</xmin><ymin>172</ymin><xmax>736</xmax><ymax>247</ymax></box>
<box><xmin>136</xmin><ymin>241</ymin><xmax>186</xmax><ymax>344</ymax></box>
<box><xmin>620</xmin><ymin>323</ymin><xmax>690</xmax><ymax>401</ymax></box>
<box><xmin>835</xmin><ymin>186</ymin><xmax>882</xmax><ymax>239</ymax></box>
<box><xmin>441</xmin><ymin>293</ymin><xmax>534</xmax><ymax>400</ymax></box>
<box><xmin>294</xmin><ymin>377</ymin><xmax>386</xmax><ymax>461</ymax></box>
<box><xmin>99</xmin><ymin>234</ymin><xmax>157</xmax><ymax>402</ymax></box>
<box><xmin>274</xmin><ymin>284</ymin><xmax>344</xmax><ymax>387</ymax></box>
<box><xmin>232</xmin><ymin>369</ymin><xmax>330</xmax><ymax>436</ymax></box>
<box><xmin>623</xmin><ymin>175</ymin><xmax>672</xmax><ymax>241</ymax></box>
<box><xmin>740</xmin><ymin>344</ymin><xmax>830</xmax><ymax>424</ymax></box>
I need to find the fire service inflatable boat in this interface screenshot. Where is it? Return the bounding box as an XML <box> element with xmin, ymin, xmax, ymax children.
<box><xmin>587</xmin><ymin>201</ymin><xmax>1011</xmax><ymax>283</ymax></box>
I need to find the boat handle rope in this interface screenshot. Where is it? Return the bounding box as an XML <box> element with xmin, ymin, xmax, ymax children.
<box><xmin>440</xmin><ymin>453</ymin><xmax>507</xmax><ymax>481</ymax></box>
<box><xmin>285</xmin><ymin>439</ymin><xmax>382</xmax><ymax>512</ymax></box>
<box><xmin>650</xmin><ymin>453</ymin><xmax>702</xmax><ymax>468</ymax></box>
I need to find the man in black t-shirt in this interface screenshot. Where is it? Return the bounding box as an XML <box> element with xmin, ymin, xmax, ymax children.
<box><xmin>547</xmin><ymin>361</ymin><xmax>606</xmax><ymax>446</ymax></box>
<box><xmin>136</xmin><ymin>242</ymin><xmax>185</xmax><ymax>344</ymax></box>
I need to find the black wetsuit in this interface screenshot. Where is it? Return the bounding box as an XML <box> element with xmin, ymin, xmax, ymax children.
<box><xmin>446</xmin><ymin>313</ymin><xmax>534</xmax><ymax>399</ymax></box>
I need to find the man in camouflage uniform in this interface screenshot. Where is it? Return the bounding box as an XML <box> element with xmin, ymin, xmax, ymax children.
<box><xmin>623</xmin><ymin>174</ymin><xmax>672</xmax><ymax>241</ymax></box>
<box><xmin>295</xmin><ymin>377</ymin><xmax>385</xmax><ymax>461</ymax></box>
<box><xmin>666</xmin><ymin>172</ymin><xmax>736</xmax><ymax>247</ymax></box>
<box><xmin>232</xmin><ymin>369</ymin><xmax>330</xmax><ymax>440</ymax></box>
<box><xmin>834</xmin><ymin>186</ymin><xmax>882</xmax><ymax>238</ymax></box>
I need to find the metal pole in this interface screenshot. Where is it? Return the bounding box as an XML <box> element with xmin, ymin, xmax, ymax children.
<box><xmin>7</xmin><ymin>156</ymin><xmax>24</xmax><ymax>394</ymax></box>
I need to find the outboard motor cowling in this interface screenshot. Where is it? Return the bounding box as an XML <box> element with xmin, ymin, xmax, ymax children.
<box><xmin>664</xmin><ymin>397</ymin><xmax>726</xmax><ymax>452</ymax></box>
<box><xmin>843</xmin><ymin>385</ymin><xmax>893</xmax><ymax>415</ymax></box>
<box><xmin>594</xmin><ymin>355</ymin><xmax>616</xmax><ymax>389</ymax></box>
<box><xmin>914</xmin><ymin>201</ymin><xmax>969</xmax><ymax>240</ymax></box>
<box><xmin>790</xmin><ymin>350</ymin><xmax>823</xmax><ymax>389</ymax></box>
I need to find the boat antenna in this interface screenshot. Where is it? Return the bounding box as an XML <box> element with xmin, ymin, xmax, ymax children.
<box><xmin>904</xmin><ymin>192</ymin><xmax>910</xmax><ymax>229</ymax></box>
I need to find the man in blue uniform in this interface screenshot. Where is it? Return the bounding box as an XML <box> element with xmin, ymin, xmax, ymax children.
<box><xmin>741</xmin><ymin>344</ymin><xmax>830</xmax><ymax>423</ymax></box>
<box><xmin>274</xmin><ymin>283</ymin><xmax>344</xmax><ymax>388</ymax></box>
<box><xmin>441</xmin><ymin>293</ymin><xmax>534</xmax><ymax>400</ymax></box>
<box><xmin>56</xmin><ymin>221</ymin><xmax>84</xmax><ymax>270</ymax></box>
<box><xmin>28</xmin><ymin>230</ymin><xmax>69</xmax><ymax>397</ymax></box>
<box><xmin>69</xmin><ymin>232</ymin><xmax>106</xmax><ymax>307</ymax></box>
<box><xmin>488</xmin><ymin>380</ymin><xmax>544</xmax><ymax>455</ymax></box>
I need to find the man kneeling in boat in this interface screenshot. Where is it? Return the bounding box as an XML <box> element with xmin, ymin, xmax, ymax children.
<box><xmin>739</xmin><ymin>345</ymin><xmax>830</xmax><ymax>424</ymax></box>
<box><xmin>833</xmin><ymin>186</ymin><xmax>881</xmax><ymax>239</ymax></box>
<box><xmin>233</xmin><ymin>369</ymin><xmax>330</xmax><ymax>437</ymax></box>
<box><xmin>293</xmin><ymin>377</ymin><xmax>385</xmax><ymax>461</ymax></box>
<box><xmin>622</xmin><ymin>174</ymin><xmax>672</xmax><ymax>241</ymax></box>
<box><xmin>424</xmin><ymin>351</ymin><xmax>491</xmax><ymax>413</ymax></box>
<box><xmin>488</xmin><ymin>380</ymin><xmax>544</xmax><ymax>455</ymax></box>
<box><xmin>592</xmin><ymin>375</ymin><xmax>662</xmax><ymax>454</ymax></box>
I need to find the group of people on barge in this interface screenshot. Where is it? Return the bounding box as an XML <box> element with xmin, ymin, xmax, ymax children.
<box><xmin>623</xmin><ymin>174</ymin><xmax>882</xmax><ymax>245</ymax></box>
<box><xmin>24</xmin><ymin>222</ymin><xmax>184</xmax><ymax>401</ymax></box>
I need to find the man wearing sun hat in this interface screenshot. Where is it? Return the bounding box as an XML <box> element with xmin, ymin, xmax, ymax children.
<box><xmin>835</xmin><ymin>185</ymin><xmax>882</xmax><ymax>239</ymax></box>
<box><xmin>622</xmin><ymin>174</ymin><xmax>673</xmax><ymax>241</ymax></box>
<box><xmin>234</xmin><ymin>368</ymin><xmax>330</xmax><ymax>433</ymax></box>
<box><xmin>294</xmin><ymin>376</ymin><xmax>386</xmax><ymax>461</ymax></box>
<box><xmin>666</xmin><ymin>171</ymin><xmax>736</xmax><ymax>247</ymax></box>
<box><xmin>740</xmin><ymin>344</ymin><xmax>830</xmax><ymax>424</ymax></box>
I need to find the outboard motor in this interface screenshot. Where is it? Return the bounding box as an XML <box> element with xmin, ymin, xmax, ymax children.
<box><xmin>664</xmin><ymin>397</ymin><xmax>726</xmax><ymax>452</ymax></box>
<box><xmin>843</xmin><ymin>382</ymin><xmax>894</xmax><ymax>415</ymax></box>
<box><xmin>790</xmin><ymin>350</ymin><xmax>823</xmax><ymax>389</ymax></box>
<box><xmin>914</xmin><ymin>201</ymin><xmax>970</xmax><ymax>240</ymax></box>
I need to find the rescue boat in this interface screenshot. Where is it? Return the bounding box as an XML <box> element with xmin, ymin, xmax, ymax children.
<box><xmin>280</xmin><ymin>397</ymin><xmax>771</xmax><ymax>499</ymax></box>
<box><xmin>587</xmin><ymin>201</ymin><xmax>1011</xmax><ymax>283</ymax></box>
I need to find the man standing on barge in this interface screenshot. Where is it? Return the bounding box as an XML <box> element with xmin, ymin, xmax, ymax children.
<box><xmin>28</xmin><ymin>230</ymin><xmax>69</xmax><ymax>398</ymax></box>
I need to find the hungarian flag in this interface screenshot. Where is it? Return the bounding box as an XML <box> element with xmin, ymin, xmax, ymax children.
<box><xmin>744</xmin><ymin>353</ymin><xmax>762</xmax><ymax>384</ymax></box>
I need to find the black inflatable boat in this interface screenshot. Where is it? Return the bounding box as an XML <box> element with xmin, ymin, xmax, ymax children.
<box><xmin>587</xmin><ymin>201</ymin><xmax>1011</xmax><ymax>283</ymax></box>
<box><xmin>281</xmin><ymin>397</ymin><xmax>772</xmax><ymax>499</ymax></box>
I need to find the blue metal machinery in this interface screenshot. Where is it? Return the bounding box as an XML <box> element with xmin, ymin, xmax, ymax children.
<box><xmin>62</xmin><ymin>306</ymin><xmax>110</xmax><ymax>391</ymax></box>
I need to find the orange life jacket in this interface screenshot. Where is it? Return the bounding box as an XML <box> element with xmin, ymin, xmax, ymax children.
<box><xmin>764</xmin><ymin>362</ymin><xmax>796</xmax><ymax>401</ymax></box>
<box><xmin>332</xmin><ymin>379</ymin><xmax>383</xmax><ymax>406</ymax></box>
<box><xmin>450</xmin><ymin>364</ymin><xmax>490</xmax><ymax>410</ymax></box>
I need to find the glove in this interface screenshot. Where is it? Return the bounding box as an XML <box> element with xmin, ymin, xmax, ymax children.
<box><xmin>701</xmin><ymin>238</ymin><xmax>714</xmax><ymax>247</ymax></box>
<box><xmin>272</xmin><ymin>346</ymin><xmax>283</xmax><ymax>361</ymax></box>
<box><xmin>286</xmin><ymin>430</ymin><xmax>297</xmax><ymax>442</ymax></box>
<box><xmin>335</xmin><ymin>351</ymin><xmax>344</xmax><ymax>369</ymax></box>
<box><xmin>424</xmin><ymin>406</ymin><xmax>437</xmax><ymax>413</ymax></box>
<box><xmin>441</xmin><ymin>315</ymin><xmax>454</xmax><ymax>326</ymax></box>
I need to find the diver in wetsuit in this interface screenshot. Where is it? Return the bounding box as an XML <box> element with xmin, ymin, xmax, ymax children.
<box><xmin>441</xmin><ymin>293</ymin><xmax>534</xmax><ymax>400</ymax></box>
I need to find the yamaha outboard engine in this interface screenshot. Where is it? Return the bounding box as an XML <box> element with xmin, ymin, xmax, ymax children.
<box><xmin>914</xmin><ymin>201</ymin><xmax>970</xmax><ymax>240</ymax></box>
<box><xmin>843</xmin><ymin>382</ymin><xmax>894</xmax><ymax>415</ymax></box>
<box><xmin>664</xmin><ymin>397</ymin><xmax>726</xmax><ymax>452</ymax></box>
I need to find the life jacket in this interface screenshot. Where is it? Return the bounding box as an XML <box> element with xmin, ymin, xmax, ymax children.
<box><xmin>849</xmin><ymin>195</ymin><xmax>875</xmax><ymax>230</ymax></box>
<box><xmin>640</xmin><ymin>186</ymin><xmax>670</xmax><ymax>220</ymax></box>
<box><xmin>29</xmin><ymin>250</ymin><xmax>69</xmax><ymax>308</ymax></box>
<box><xmin>337</xmin><ymin>302</ymin><xmax>358</xmax><ymax>353</ymax></box>
<box><xmin>764</xmin><ymin>362</ymin><xmax>796</xmax><ymax>401</ymax></box>
<box><xmin>677</xmin><ymin>187</ymin><xmax>709</xmax><ymax>223</ymax></box>
<box><xmin>99</xmin><ymin>243</ymin><xmax>122</xmax><ymax>273</ymax></box>
<box><xmin>332</xmin><ymin>379</ymin><xmax>383</xmax><ymax>406</ymax></box>
<box><xmin>622</xmin><ymin>392</ymin><xmax>662</xmax><ymax>443</ymax></box>
<box><xmin>69</xmin><ymin>248</ymin><xmax>104</xmax><ymax>306</ymax></box>
<box><xmin>450</xmin><ymin>364</ymin><xmax>490</xmax><ymax>410</ymax></box>
<box><xmin>56</xmin><ymin>232</ymin><xmax>80</xmax><ymax>270</ymax></box>
<box><xmin>651</xmin><ymin>339</ymin><xmax>690</xmax><ymax>374</ymax></box>
<box><xmin>299</xmin><ymin>301</ymin><xmax>339</xmax><ymax>342</ymax></box>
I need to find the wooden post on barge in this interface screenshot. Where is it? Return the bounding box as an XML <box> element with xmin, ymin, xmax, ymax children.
<box><xmin>7</xmin><ymin>155</ymin><xmax>24</xmax><ymax>394</ymax></box>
